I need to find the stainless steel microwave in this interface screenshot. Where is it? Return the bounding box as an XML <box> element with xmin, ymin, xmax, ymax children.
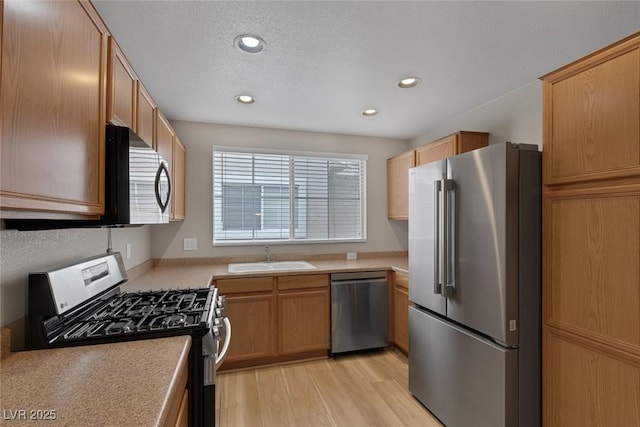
<box><xmin>5</xmin><ymin>125</ymin><xmax>171</xmax><ymax>229</ymax></box>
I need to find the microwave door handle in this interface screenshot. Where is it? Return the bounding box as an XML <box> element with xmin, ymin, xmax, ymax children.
<box><xmin>154</xmin><ymin>162</ymin><xmax>171</xmax><ymax>213</ymax></box>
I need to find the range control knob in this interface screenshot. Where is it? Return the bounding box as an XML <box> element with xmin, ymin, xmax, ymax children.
<box><xmin>212</xmin><ymin>326</ymin><xmax>221</xmax><ymax>339</ymax></box>
<box><xmin>215</xmin><ymin>307</ymin><xmax>226</xmax><ymax>318</ymax></box>
<box><xmin>216</xmin><ymin>295</ymin><xmax>227</xmax><ymax>308</ymax></box>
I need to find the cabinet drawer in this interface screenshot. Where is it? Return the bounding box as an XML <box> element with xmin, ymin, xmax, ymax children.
<box><xmin>277</xmin><ymin>274</ymin><xmax>329</xmax><ymax>290</ymax></box>
<box><xmin>393</xmin><ymin>271</ymin><xmax>409</xmax><ymax>290</ymax></box>
<box><xmin>216</xmin><ymin>277</ymin><xmax>274</xmax><ymax>294</ymax></box>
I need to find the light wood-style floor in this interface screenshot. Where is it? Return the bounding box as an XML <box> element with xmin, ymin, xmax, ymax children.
<box><xmin>216</xmin><ymin>350</ymin><xmax>443</xmax><ymax>427</ymax></box>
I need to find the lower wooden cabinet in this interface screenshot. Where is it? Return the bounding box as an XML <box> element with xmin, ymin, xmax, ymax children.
<box><xmin>391</xmin><ymin>271</ymin><xmax>409</xmax><ymax>354</ymax></box>
<box><xmin>278</xmin><ymin>277</ymin><xmax>329</xmax><ymax>355</ymax></box>
<box><xmin>543</xmin><ymin>328</ymin><xmax>640</xmax><ymax>426</ymax></box>
<box><xmin>164</xmin><ymin>360</ymin><xmax>188</xmax><ymax>427</ymax></box>
<box><xmin>216</xmin><ymin>277</ymin><xmax>276</xmax><ymax>365</ymax></box>
<box><xmin>174</xmin><ymin>389</ymin><xmax>188</xmax><ymax>427</ymax></box>
<box><xmin>215</xmin><ymin>274</ymin><xmax>329</xmax><ymax>370</ymax></box>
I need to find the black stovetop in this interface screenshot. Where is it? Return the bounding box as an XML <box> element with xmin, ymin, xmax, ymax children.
<box><xmin>44</xmin><ymin>287</ymin><xmax>215</xmax><ymax>345</ymax></box>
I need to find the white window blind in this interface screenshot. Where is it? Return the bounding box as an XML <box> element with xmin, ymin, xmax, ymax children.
<box><xmin>213</xmin><ymin>148</ymin><xmax>367</xmax><ymax>244</ymax></box>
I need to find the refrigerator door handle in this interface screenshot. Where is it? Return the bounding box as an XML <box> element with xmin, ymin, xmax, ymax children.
<box><xmin>433</xmin><ymin>180</ymin><xmax>442</xmax><ymax>295</ymax></box>
<box><xmin>443</xmin><ymin>179</ymin><xmax>456</xmax><ymax>297</ymax></box>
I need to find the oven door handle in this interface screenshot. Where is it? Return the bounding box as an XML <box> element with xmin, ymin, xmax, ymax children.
<box><xmin>215</xmin><ymin>317</ymin><xmax>231</xmax><ymax>367</ymax></box>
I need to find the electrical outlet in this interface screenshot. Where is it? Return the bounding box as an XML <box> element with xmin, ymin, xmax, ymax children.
<box><xmin>347</xmin><ymin>252</ymin><xmax>357</xmax><ymax>260</ymax></box>
<box><xmin>183</xmin><ymin>238</ymin><xmax>198</xmax><ymax>251</ymax></box>
<box><xmin>125</xmin><ymin>243</ymin><xmax>132</xmax><ymax>260</ymax></box>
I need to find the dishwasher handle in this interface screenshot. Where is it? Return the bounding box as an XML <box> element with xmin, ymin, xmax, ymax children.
<box><xmin>330</xmin><ymin>278</ymin><xmax>388</xmax><ymax>287</ymax></box>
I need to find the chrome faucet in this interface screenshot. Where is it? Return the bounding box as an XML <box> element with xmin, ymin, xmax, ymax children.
<box><xmin>265</xmin><ymin>245</ymin><xmax>271</xmax><ymax>263</ymax></box>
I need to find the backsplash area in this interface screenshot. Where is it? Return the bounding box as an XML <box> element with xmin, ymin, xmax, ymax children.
<box><xmin>0</xmin><ymin>225</ymin><xmax>151</xmax><ymax>350</ymax></box>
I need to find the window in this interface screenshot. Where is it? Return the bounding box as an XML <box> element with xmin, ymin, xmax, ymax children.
<box><xmin>213</xmin><ymin>148</ymin><xmax>367</xmax><ymax>244</ymax></box>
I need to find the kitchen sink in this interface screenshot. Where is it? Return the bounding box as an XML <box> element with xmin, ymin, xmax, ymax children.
<box><xmin>227</xmin><ymin>261</ymin><xmax>317</xmax><ymax>273</ymax></box>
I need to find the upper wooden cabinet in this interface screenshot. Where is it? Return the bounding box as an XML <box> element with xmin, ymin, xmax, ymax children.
<box><xmin>156</xmin><ymin>111</ymin><xmax>186</xmax><ymax>221</ymax></box>
<box><xmin>106</xmin><ymin>37</ymin><xmax>158</xmax><ymax>150</ymax></box>
<box><xmin>156</xmin><ymin>110</ymin><xmax>174</xmax><ymax>171</ymax></box>
<box><xmin>415</xmin><ymin>131</ymin><xmax>489</xmax><ymax>166</ymax></box>
<box><xmin>542</xmin><ymin>34</ymin><xmax>640</xmax><ymax>186</ymax></box>
<box><xmin>136</xmin><ymin>82</ymin><xmax>156</xmax><ymax>148</ymax></box>
<box><xmin>106</xmin><ymin>38</ymin><xmax>137</xmax><ymax>130</ymax></box>
<box><xmin>387</xmin><ymin>150</ymin><xmax>415</xmax><ymax>220</ymax></box>
<box><xmin>541</xmin><ymin>32</ymin><xmax>640</xmax><ymax>427</ymax></box>
<box><xmin>0</xmin><ymin>0</ymin><xmax>109</xmax><ymax>218</ymax></box>
<box><xmin>387</xmin><ymin>131</ymin><xmax>488</xmax><ymax>220</ymax></box>
<box><xmin>171</xmin><ymin>137</ymin><xmax>186</xmax><ymax>221</ymax></box>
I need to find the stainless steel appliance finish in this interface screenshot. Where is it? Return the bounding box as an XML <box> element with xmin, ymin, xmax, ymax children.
<box><xmin>330</xmin><ymin>271</ymin><xmax>388</xmax><ymax>354</ymax></box>
<box><xmin>27</xmin><ymin>252</ymin><xmax>230</xmax><ymax>427</ymax></box>
<box><xmin>408</xmin><ymin>142</ymin><xmax>541</xmax><ymax>427</ymax></box>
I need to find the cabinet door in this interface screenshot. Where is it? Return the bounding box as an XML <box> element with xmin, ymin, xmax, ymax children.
<box><xmin>224</xmin><ymin>293</ymin><xmax>276</xmax><ymax>363</ymax></box>
<box><xmin>107</xmin><ymin>37</ymin><xmax>136</xmax><ymax>129</ymax></box>
<box><xmin>543</xmin><ymin>39</ymin><xmax>640</xmax><ymax>185</ymax></box>
<box><xmin>387</xmin><ymin>150</ymin><xmax>415</xmax><ymax>219</ymax></box>
<box><xmin>278</xmin><ymin>289</ymin><xmax>329</xmax><ymax>354</ymax></box>
<box><xmin>171</xmin><ymin>138</ymin><xmax>186</xmax><ymax>221</ymax></box>
<box><xmin>544</xmin><ymin>329</ymin><xmax>640</xmax><ymax>427</ymax></box>
<box><xmin>136</xmin><ymin>82</ymin><xmax>155</xmax><ymax>148</ymax></box>
<box><xmin>415</xmin><ymin>135</ymin><xmax>456</xmax><ymax>166</ymax></box>
<box><xmin>457</xmin><ymin>131</ymin><xmax>489</xmax><ymax>155</ymax></box>
<box><xmin>544</xmin><ymin>188</ymin><xmax>640</xmax><ymax>355</ymax></box>
<box><xmin>156</xmin><ymin>110</ymin><xmax>174</xmax><ymax>166</ymax></box>
<box><xmin>394</xmin><ymin>285</ymin><xmax>409</xmax><ymax>354</ymax></box>
<box><xmin>1</xmin><ymin>0</ymin><xmax>108</xmax><ymax>217</ymax></box>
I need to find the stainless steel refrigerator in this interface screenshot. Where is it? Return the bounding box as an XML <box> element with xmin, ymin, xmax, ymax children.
<box><xmin>408</xmin><ymin>142</ymin><xmax>541</xmax><ymax>427</ymax></box>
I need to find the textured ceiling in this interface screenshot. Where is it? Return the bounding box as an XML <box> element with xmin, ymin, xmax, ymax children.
<box><xmin>92</xmin><ymin>1</ymin><xmax>639</xmax><ymax>140</ymax></box>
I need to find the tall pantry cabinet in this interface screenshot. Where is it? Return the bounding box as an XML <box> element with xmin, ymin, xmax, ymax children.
<box><xmin>541</xmin><ymin>32</ymin><xmax>640</xmax><ymax>426</ymax></box>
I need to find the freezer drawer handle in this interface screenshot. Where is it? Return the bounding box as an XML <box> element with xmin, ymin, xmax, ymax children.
<box><xmin>433</xmin><ymin>180</ymin><xmax>442</xmax><ymax>295</ymax></box>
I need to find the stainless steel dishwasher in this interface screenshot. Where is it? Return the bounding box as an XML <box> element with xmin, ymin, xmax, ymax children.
<box><xmin>330</xmin><ymin>271</ymin><xmax>389</xmax><ymax>355</ymax></box>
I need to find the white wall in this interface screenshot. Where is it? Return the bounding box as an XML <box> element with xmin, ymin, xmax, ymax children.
<box><xmin>0</xmin><ymin>225</ymin><xmax>151</xmax><ymax>349</ymax></box>
<box><xmin>411</xmin><ymin>81</ymin><xmax>542</xmax><ymax>149</ymax></box>
<box><xmin>150</xmin><ymin>121</ymin><xmax>410</xmax><ymax>259</ymax></box>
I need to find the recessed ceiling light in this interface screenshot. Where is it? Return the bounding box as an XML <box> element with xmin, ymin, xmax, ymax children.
<box><xmin>235</xmin><ymin>95</ymin><xmax>256</xmax><ymax>104</ymax></box>
<box><xmin>362</xmin><ymin>109</ymin><xmax>379</xmax><ymax>116</ymax></box>
<box><xmin>397</xmin><ymin>77</ymin><xmax>421</xmax><ymax>88</ymax></box>
<box><xmin>234</xmin><ymin>34</ymin><xmax>266</xmax><ymax>54</ymax></box>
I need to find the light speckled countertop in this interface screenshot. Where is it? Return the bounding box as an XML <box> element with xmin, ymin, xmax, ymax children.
<box><xmin>0</xmin><ymin>336</ymin><xmax>190</xmax><ymax>426</ymax></box>
<box><xmin>123</xmin><ymin>255</ymin><xmax>408</xmax><ymax>291</ymax></box>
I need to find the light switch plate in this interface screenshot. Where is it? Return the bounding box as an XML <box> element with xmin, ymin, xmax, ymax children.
<box><xmin>347</xmin><ymin>252</ymin><xmax>357</xmax><ymax>260</ymax></box>
<box><xmin>126</xmin><ymin>243</ymin><xmax>132</xmax><ymax>259</ymax></box>
<box><xmin>183</xmin><ymin>238</ymin><xmax>198</xmax><ymax>251</ymax></box>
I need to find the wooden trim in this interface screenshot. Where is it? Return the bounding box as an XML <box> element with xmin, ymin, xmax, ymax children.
<box><xmin>277</xmin><ymin>274</ymin><xmax>329</xmax><ymax>290</ymax></box>
<box><xmin>540</xmin><ymin>31</ymin><xmax>640</xmax><ymax>82</ymax></box>
<box><xmin>218</xmin><ymin>349</ymin><xmax>327</xmax><ymax>372</ymax></box>
<box><xmin>544</xmin><ymin>325</ymin><xmax>640</xmax><ymax>367</ymax></box>
<box><xmin>81</xmin><ymin>0</ymin><xmax>107</xmax><ymax>211</ymax></box>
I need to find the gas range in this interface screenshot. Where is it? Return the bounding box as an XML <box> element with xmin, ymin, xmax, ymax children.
<box><xmin>27</xmin><ymin>252</ymin><xmax>230</xmax><ymax>427</ymax></box>
<box><xmin>44</xmin><ymin>287</ymin><xmax>216</xmax><ymax>345</ymax></box>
